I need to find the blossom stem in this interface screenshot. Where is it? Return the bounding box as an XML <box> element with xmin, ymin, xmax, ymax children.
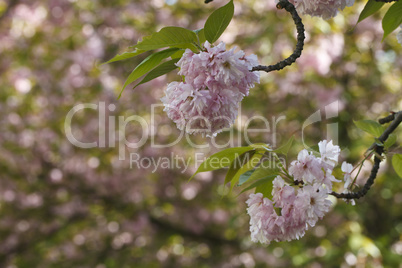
<box><xmin>349</xmin><ymin>150</ymin><xmax>373</xmax><ymax>191</ymax></box>
<box><xmin>251</xmin><ymin>0</ymin><xmax>305</xmax><ymax>73</ymax></box>
<box><xmin>272</xmin><ymin>152</ymin><xmax>293</xmax><ymax>183</ymax></box>
<box><xmin>192</xmin><ymin>41</ymin><xmax>204</xmax><ymax>52</ymax></box>
<box><xmin>331</xmin><ymin>111</ymin><xmax>402</xmax><ymax>199</ymax></box>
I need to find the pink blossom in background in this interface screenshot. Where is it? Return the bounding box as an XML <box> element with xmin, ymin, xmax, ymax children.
<box><xmin>161</xmin><ymin>41</ymin><xmax>260</xmax><ymax>136</ymax></box>
<box><xmin>290</xmin><ymin>0</ymin><xmax>355</xmax><ymax>19</ymax></box>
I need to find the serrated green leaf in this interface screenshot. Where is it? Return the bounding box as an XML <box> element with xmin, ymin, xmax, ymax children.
<box><xmin>224</xmin><ymin>151</ymin><xmax>256</xmax><ymax>185</ymax></box>
<box><xmin>119</xmin><ymin>48</ymin><xmax>179</xmax><ymax>98</ymax></box>
<box><xmin>102</xmin><ymin>49</ymin><xmax>146</xmax><ymax>65</ymax></box>
<box><xmin>392</xmin><ymin>154</ymin><xmax>402</xmax><ymax>178</ymax></box>
<box><xmin>384</xmin><ymin>133</ymin><xmax>397</xmax><ymax>149</ymax></box>
<box><xmin>382</xmin><ymin>0</ymin><xmax>402</xmax><ymax>40</ymax></box>
<box><xmin>134</xmin><ymin>27</ymin><xmax>198</xmax><ymax>50</ymax></box>
<box><xmin>204</xmin><ymin>0</ymin><xmax>234</xmax><ymax>43</ymax></box>
<box><xmin>354</xmin><ymin>120</ymin><xmax>384</xmax><ymax>137</ymax></box>
<box><xmin>273</xmin><ymin>136</ymin><xmax>295</xmax><ymax>156</ymax></box>
<box><xmin>189</xmin><ymin>146</ymin><xmax>254</xmax><ymax>180</ymax></box>
<box><xmin>239</xmin><ymin>175</ymin><xmax>277</xmax><ymax>197</ymax></box>
<box><xmin>357</xmin><ymin>0</ymin><xmax>385</xmax><ymax>24</ymax></box>
<box><xmin>133</xmin><ymin>58</ymin><xmax>180</xmax><ymax>89</ymax></box>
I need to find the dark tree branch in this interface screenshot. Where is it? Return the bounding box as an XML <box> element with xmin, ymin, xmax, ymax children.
<box><xmin>251</xmin><ymin>0</ymin><xmax>305</xmax><ymax>73</ymax></box>
<box><xmin>379</xmin><ymin>111</ymin><xmax>397</xmax><ymax>124</ymax></box>
<box><xmin>331</xmin><ymin>111</ymin><xmax>402</xmax><ymax>200</ymax></box>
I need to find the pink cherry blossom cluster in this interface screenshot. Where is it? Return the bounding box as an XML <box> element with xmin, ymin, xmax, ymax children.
<box><xmin>289</xmin><ymin>0</ymin><xmax>355</xmax><ymax>19</ymax></box>
<box><xmin>246</xmin><ymin>140</ymin><xmax>355</xmax><ymax>244</ymax></box>
<box><xmin>161</xmin><ymin>41</ymin><xmax>260</xmax><ymax>136</ymax></box>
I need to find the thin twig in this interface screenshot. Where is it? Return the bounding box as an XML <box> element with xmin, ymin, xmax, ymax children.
<box><xmin>331</xmin><ymin>111</ymin><xmax>402</xmax><ymax>199</ymax></box>
<box><xmin>251</xmin><ymin>0</ymin><xmax>305</xmax><ymax>73</ymax></box>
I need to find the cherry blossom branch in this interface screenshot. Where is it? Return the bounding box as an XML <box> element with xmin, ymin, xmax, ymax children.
<box><xmin>251</xmin><ymin>0</ymin><xmax>305</xmax><ymax>73</ymax></box>
<box><xmin>331</xmin><ymin>111</ymin><xmax>402</xmax><ymax>200</ymax></box>
<box><xmin>379</xmin><ymin>111</ymin><xmax>398</xmax><ymax>124</ymax></box>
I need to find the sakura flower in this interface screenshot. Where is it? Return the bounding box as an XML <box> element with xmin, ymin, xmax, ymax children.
<box><xmin>318</xmin><ymin>140</ymin><xmax>340</xmax><ymax>169</ymax></box>
<box><xmin>281</xmin><ymin>200</ymin><xmax>308</xmax><ymax>240</ymax></box>
<box><xmin>341</xmin><ymin>161</ymin><xmax>353</xmax><ymax>189</ymax></box>
<box><xmin>289</xmin><ymin>149</ymin><xmax>324</xmax><ymax>183</ymax></box>
<box><xmin>320</xmin><ymin>169</ymin><xmax>341</xmax><ymax>192</ymax></box>
<box><xmin>272</xmin><ymin>176</ymin><xmax>296</xmax><ymax>207</ymax></box>
<box><xmin>290</xmin><ymin>0</ymin><xmax>355</xmax><ymax>19</ymax></box>
<box><xmin>297</xmin><ymin>185</ymin><xmax>332</xmax><ymax>227</ymax></box>
<box><xmin>246</xmin><ymin>193</ymin><xmax>275</xmax><ymax>244</ymax></box>
<box><xmin>246</xmin><ymin>140</ymin><xmax>344</xmax><ymax>244</ymax></box>
<box><xmin>162</xmin><ymin>41</ymin><xmax>260</xmax><ymax>136</ymax></box>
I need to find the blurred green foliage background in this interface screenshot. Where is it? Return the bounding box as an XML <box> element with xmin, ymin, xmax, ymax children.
<box><xmin>0</xmin><ymin>0</ymin><xmax>401</xmax><ymax>267</ymax></box>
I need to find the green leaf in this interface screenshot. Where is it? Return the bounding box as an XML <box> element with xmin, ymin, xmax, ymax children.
<box><xmin>354</xmin><ymin>120</ymin><xmax>384</xmax><ymax>137</ymax></box>
<box><xmin>230</xmin><ymin>152</ymin><xmax>264</xmax><ymax>191</ymax></box>
<box><xmin>357</xmin><ymin>0</ymin><xmax>385</xmax><ymax>24</ymax></box>
<box><xmin>240</xmin><ymin>160</ymin><xmax>280</xmax><ymax>189</ymax></box>
<box><xmin>204</xmin><ymin>0</ymin><xmax>234</xmax><ymax>43</ymax></box>
<box><xmin>392</xmin><ymin>154</ymin><xmax>402</xmax><ymax>178</ymax></box>
<box><xmin>170</xmin><ymin>43</ymin><xmax>199</xmax><ymax>52</ymax></box>
<box><xmin>224</xmin><ymin>151</ymin><xmax>256</xmax><ymax>185</ymax></box>
<box><xmin>273</xmin><ymin>136</ymin><xmax>295</xmax><ymax>156</ymax></box>
<box><xmin>238</xmin><ymin>170</ymin><xmax>255</xmax><ymax>186</ymax></box>
<box><xmin>102</xmin><ymin>49</ymin><xmax>146</xmax><ymax>65</ymax></box>
<box><xmin>170</xmin><ymin>50</ymin><xmax>185</xmax><ymax>59</ymax></box>
<box><xmin>189</xmin><ymin>146</ymin><xmax>254</xmax><ymax>180</ymax></box>
<box><xmin>194</xmin><ymin>28</ymin><xmax>207</xmax><ymax>44</ymax></box>
<box><xmin>382</xmin><ymin>0</ymin><xmax>402</xmax><ymax>40</ymax></box>
<box><xmin>134</xmin><ymin>27</ymin><xmax>198</xmax><ymax>50</ymax></box>
<box><xmin>240</xmin><ymin>175</ymin><xmax>277</xmax><ymax>197</ymax></box>
<box><xmin>384</xmin><ymin>133</ymin><xmax>397</xmax><ymax>149</ymax></box>
<box><xmin>133</xmin><ymin>58</ymin><xmax>180</xmax><ymax>89</ymax></box>
<box><xmin>255</xmin><ymin>178</ymin><xmax>275</xmax><ymax>199</ymax></box>
<box><xmin>119</xmin><ymin>48</ymin><xmax>179</xmax><ymax>98</ymax></box>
